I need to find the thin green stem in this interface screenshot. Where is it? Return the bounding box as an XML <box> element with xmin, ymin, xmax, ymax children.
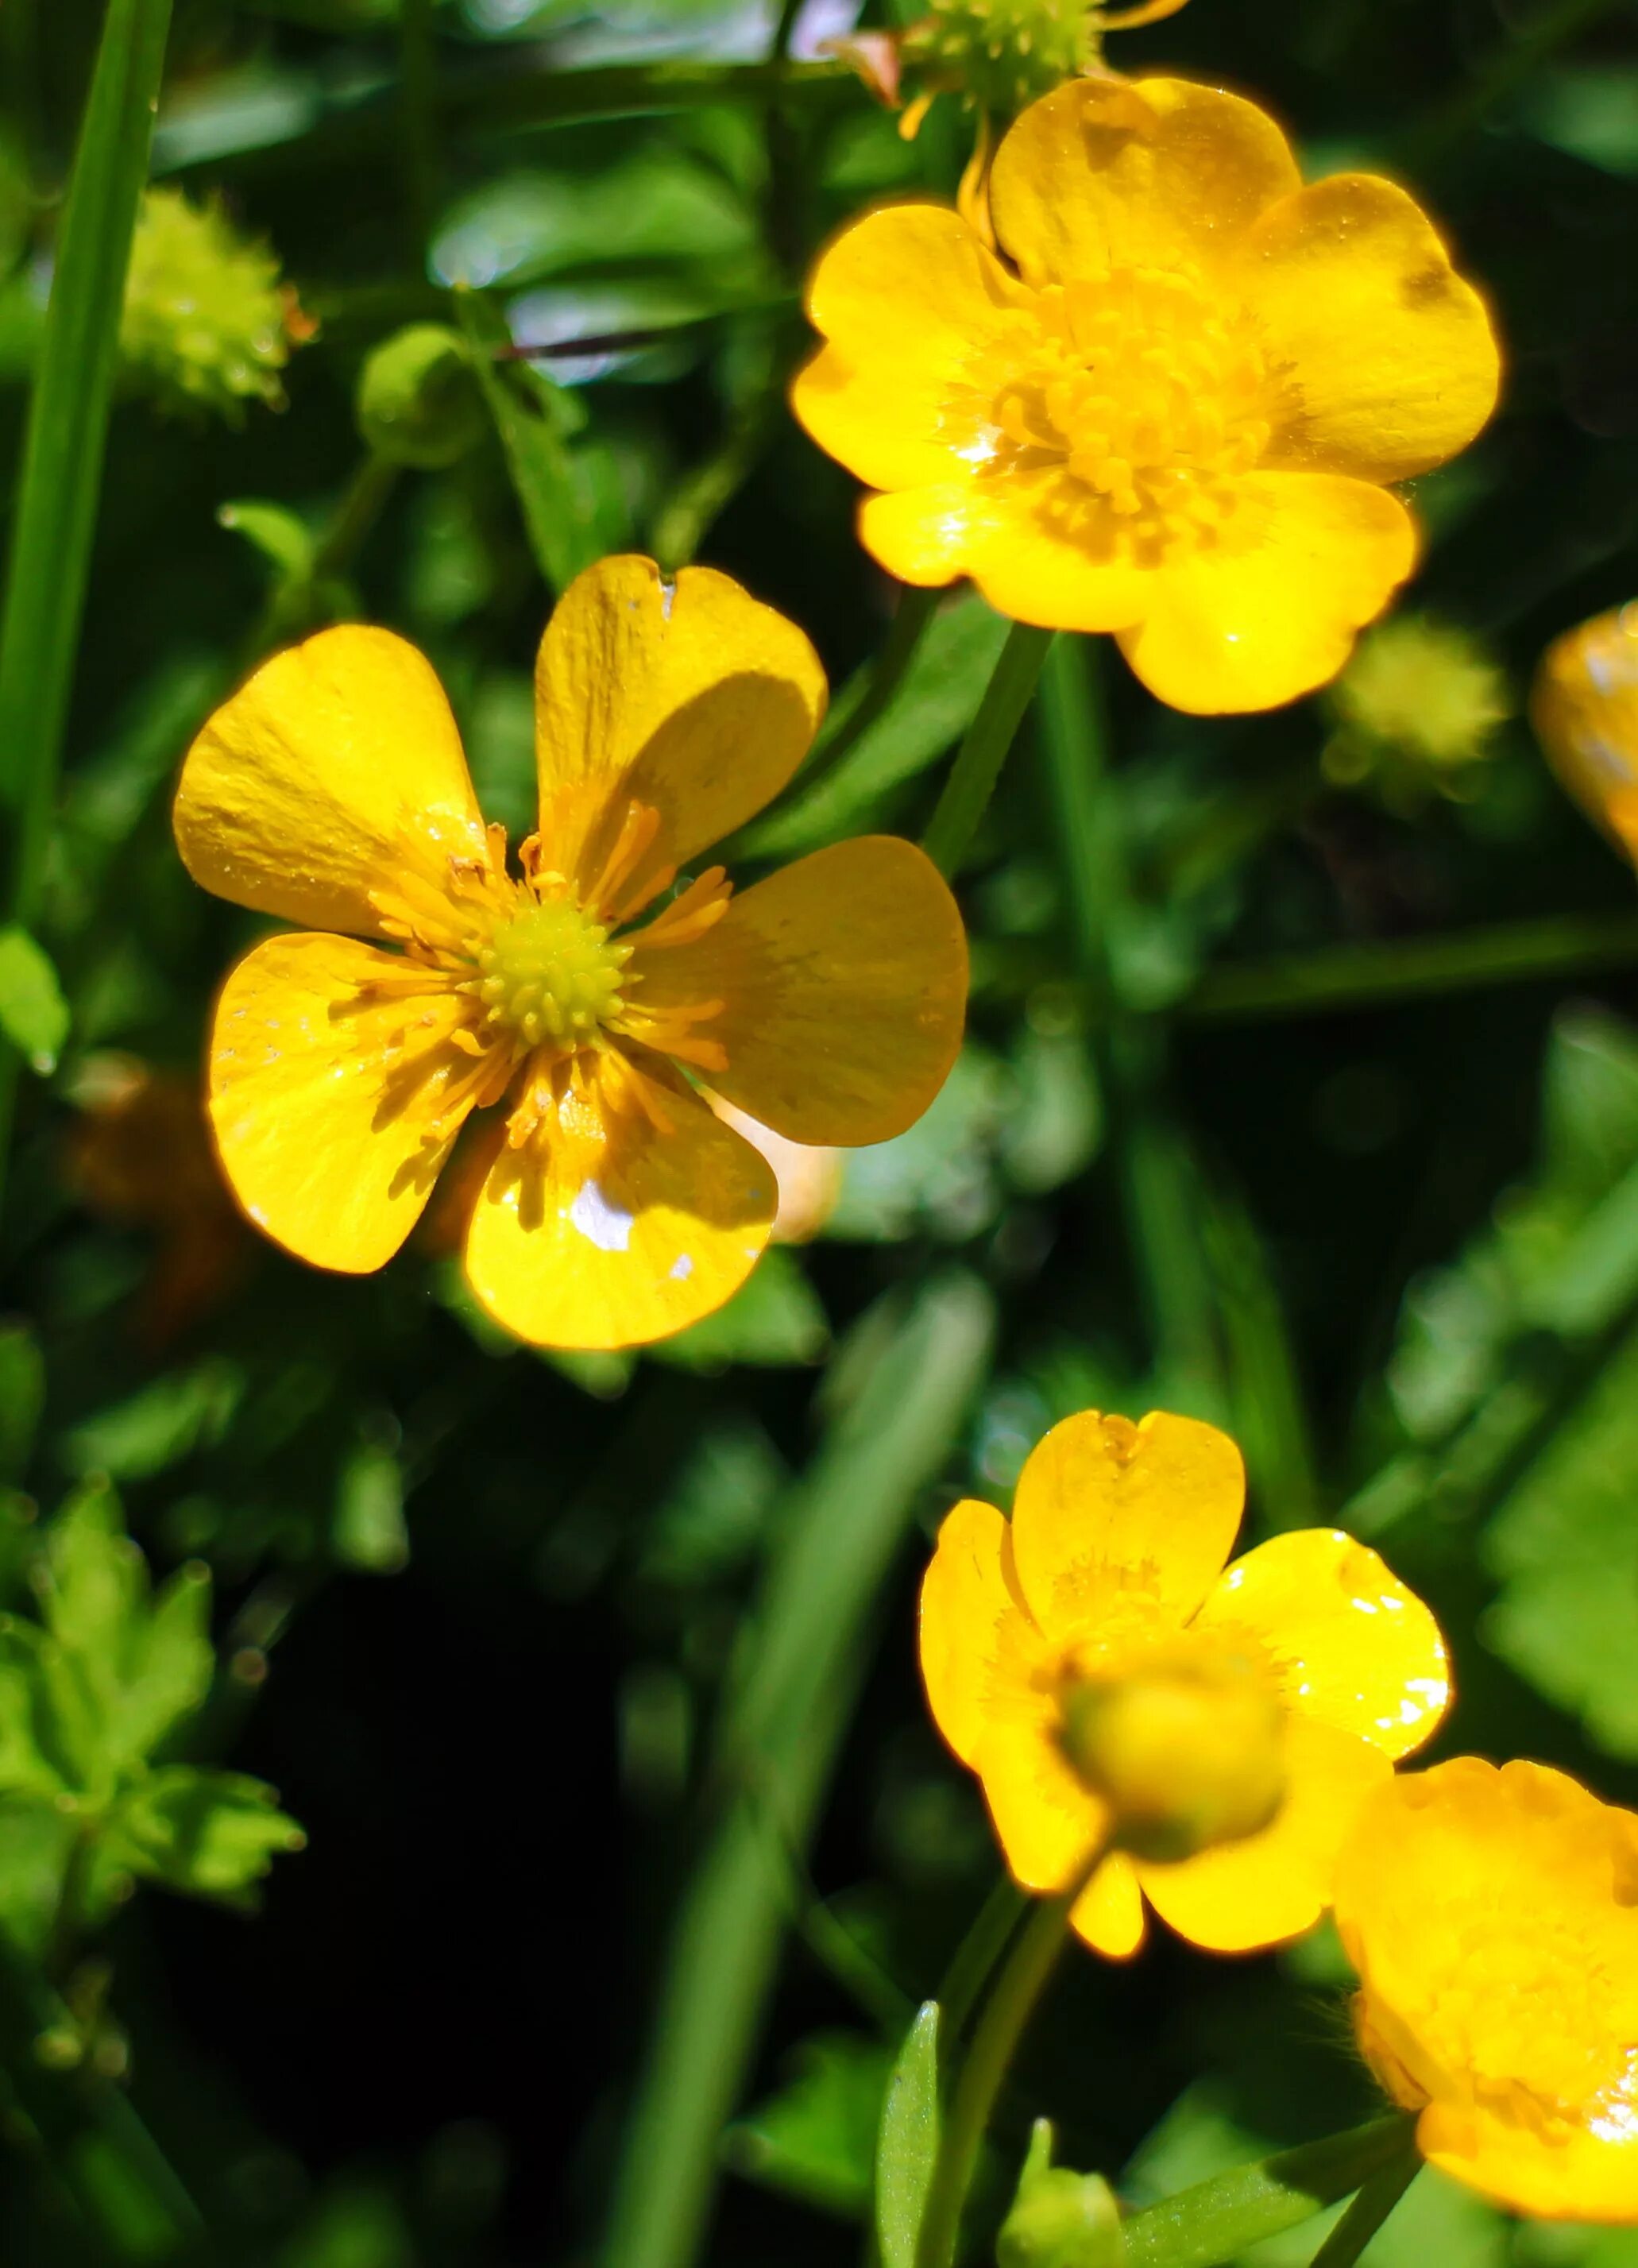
<box><xmin>913</xmin><ymin>1857</ymin><xmax>1102</xmax><ymax>2268</ymax></box>
<box><xmin>796</xmin><ymin>586</ymin><xmax>942</xmax><ymax>797</ymax></box>
<box><xmin>937</xmin><ymin>1872</ymin><xmax>1030</xmax><ymax>2046</ymax></box>
<box><xmin>1308</xmin><ymin>2153</ymin><xmax>1420</xmax><ymax>2268</ymax></box>
<box><xmin>921</xmin><ymin>623</ymin><xmax>1054</xmax><ymax>877</ymax></box>
<box><xmin>1119</xmin><ymin>2116</ymin><xmax>1416</xmax><ymax>2268</ymax></box>
<box><xmin>0</xmin><ymin>0</ymin><xmax>173</xmax><ymax>1228</ymax></box>
<box><xmin>399</xmin><ymin>0</ymin><xmax>441</xmax><ymax>257</ymax></box>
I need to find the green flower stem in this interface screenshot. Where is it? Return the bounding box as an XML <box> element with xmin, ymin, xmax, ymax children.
<box><xmin>598</xmin><ymin>1275</ymin><xmax>995</xmax><ymax>2268</ymax></box>
<box><xmin>398</xmin><ymin>0</ymin><xmax>442</xmax><ymax>257</ymax></box>
<box><xmin>1307</xmin><ymin>2150</ymin><xmax>1421</xmax><ymax>2267</ymax></box>
<box><xmin>937</xmin><ymin>1871</ymin><xmax>1030</xmax><ymax>2045</ymax></box>
<box><xmin>795</xmin><ymin>585</ymin><xmax>943</xmax><ymax>798</ymax></box>
<box><xmin>1119</xmin><ymin>2115</ymin><xmax>1416</xmax><ymax>2268</ymax></box>
<box><xmin>921</xmin><ymin>622</ymin><xmax>1055</xmax><ymax>877</ymax></box>
<box><xmin>0</xmin><ymin>0</ymin><xmax>173</xmax><ymax>1226</ymax></box>
<box><xmin>913</xmin><ymin>1857</ymin><xmax>1104</xmax><ymax>2268</ymax></box>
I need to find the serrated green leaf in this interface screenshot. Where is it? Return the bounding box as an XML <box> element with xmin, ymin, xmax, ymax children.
<box><xmin>0</xmin><ymin>1796</ymin><xmax>79</xmax><ymax>1958</ymax></box>
<box><xmin>217</xmin><ymin>497</ymin><xmax>315</xmax><ymax>579</ymax></box>
<box><xmin>651</xmin><ymin>1247</ymin><xmax>829</xmax><ymax>1374</ymax></box>
<box><xmin>102</xmin><ymin>1766</ymin><xmax>304</xmax><ymax>1904</ymax></box>
<box><xmin>726</xmin><ymin>2032</ymin><xmax>889</xmax><ymax>2219</ymax></box>
<box><xmin>121</xmin><ymin>1562</ymin><xmax>213</xmax><ymax>1761</ymax></box>
<box><xmin>0</xmin><ymin>1323</ymin><xmax>44</xmax><ymax>1482</ymax></box>
<box><xmin>37</xmin><ymin>1476</ymin><xmax>141</xmax><ymax>1667</ymax></box>
<box><xmin>0</xmin><ymin>926</ymin><xmax>69</xmax><ymax>1073</ymax></box>
<box><xmin>0</xmin><ymin>1620</ymin><xmax>68</xmax><ymax>1797</ymax></box>
<box><xmin>876</xmin><ymin>2000</ymin><xmax>941</xmax><ymax>2268</ymax></box>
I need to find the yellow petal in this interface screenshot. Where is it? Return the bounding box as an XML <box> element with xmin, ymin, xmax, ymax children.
<box><xmin>462</xmin><ymin>1057</ymin><xmax>776</xmax><ymax>1350</ymax></box>
<box><xmin>1195</xmin><ymin>1528</ymin><xmax>1450</xmax><ymax>1762</ymax></box>
<box><xmin>1010</xmin><ymin>1409</ymin><xmax>1244</xmax><ymax>1642</ymax></box>
<box><xmin>1116</xmin><ymin>473</ymin><xmax>1416</xmax><ymax>714</ymax></box>
<box><xmin>1419</xmin><ymin>2104</ymin><xmax>1638</xmax><ymax>2224</ymax></box>
<box><xmin>209</xmin><ymin>933</ymin><xmax>475</xmax><ymax>1272</ymax></box>
<box><xmin>1137</xmin><ymin>1716</ymin><xmax>1389</xmax><ymax>1953</ymax></box>
<box><xmin>624</xmin><ymin>836</ymin><xmax>968</xmax><ymax>1146</ymax></box>
<box><xmin>919</xmin><ymin>1499</ymin><xmax>1041</xmax><ymax>1768</ymax></box>
<box><xmin>792</xmin><ymin>205</ymin><xmax>1033</xmax><ymax>492</ymax></box>
<box><xmin>988</xmin><ymin>77</ymin><xmax>1300</xmax><ymax>292</ymax></box>
<box><xmin>975</xmin><ymin>1710</ymin><xmax>1107</xmax><ymax>1894</ymax></box>
<box><xmin>175</xmin><ymin>626</ymin><xmax>486</xmax><ymax>936</ymax></box>
<box><xmin>1071</xmin><ymin>1852</ymin><xmax>1147</xmax><ymax>1959</ymax></box>
<box><xmin>1236</xmin><ymin>175</ymin><xmax>1499</xmax><ymax>484</ymax></box>
<box><xmin>860</xmin><ymin>474</ymin><xmax>1150</xmax><ymax>630</ymax></box>
<box><xmin>533</xmin><ymin>555</ymin><xmax>826</xmax><ymax>914</ymax></box>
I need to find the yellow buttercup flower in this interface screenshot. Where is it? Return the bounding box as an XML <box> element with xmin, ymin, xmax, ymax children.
<box><xmin>1532</xmin><ymin>602</ymin><xmax>1638</xmax><ymax>860</ymax></box>
<box><xmin>794</xmin><ymin>76</ymin><xmax>1501</xmax><ymax>714</ymax></box>
<box><xmin>173</xmin><ymin>555</ymin><xmax>968</xmax><ymax>1350</ymax></box>
<box><xmin>919</xmin><ymin>1408</ymin><xmax>1449</xmax><ymax>1956</ymax></box>
<box><xmin>1335</xmin><ymin>1759</ymin><xmax>1638</xmax><ymax>2222</ymax></box>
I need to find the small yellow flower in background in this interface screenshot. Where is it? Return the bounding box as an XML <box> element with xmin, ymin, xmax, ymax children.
<box><xmin>1335</xmin><ymin>1758</ymin><xmax>1638</xmax><ymax>2222</ymax></box>
<box><xmin>794</xmin><ymin>77</ymin><xmax>1500</xmax><ymax>714</ymax></box>
<box><xmin>1532</xmin><ymin>602</ymin><xmax>1638</xmax><ymax>861</ymax></box>
<box><xmin>919</xmin><ymin>1408</ymin><xmax>1449</xmax><ymax>1956</ymax></box>
<box><xmin>172</xmin><ymin>555</ymin><xmax>968</xmax><ymax>1350</ymax></box>
<box><xmin>1325</xmin><ymin>615</ymin><xmax>1511</xmax><ymax>807</ymax></box>
<box><xmin>122</xmin><ymin>187</ymin><xmax>312</xmax><ymax>422</ymax></box>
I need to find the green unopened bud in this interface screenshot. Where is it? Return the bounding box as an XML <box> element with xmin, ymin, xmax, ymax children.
<box><xmin>1060</xmin><ymin>1639</ymin><xmax>1285</xmax><ymax>1864</ymax></box>
<box><xmin>357</xmin><ymin>323</ymin><xmax>485</xmax><ymax>469</ymax></box>
<box><xmin>1326</xmin><ymin>616</ymin><xmax>1511</xmax><ymax>808</ymax></box>
<box><xmin>121</xmin><ymin>187</ymin><xmax>307</xmax><ymax>422</ymax></box>
<box><xmin>900</xmin><ymin>0</ymin><xmax>1098</xmax><ymax>116</ymax></box>
<box><xmin>999</xmin><ymin>2122</ymin><xmax>1124</xmax><ymax>2268</ymax></box>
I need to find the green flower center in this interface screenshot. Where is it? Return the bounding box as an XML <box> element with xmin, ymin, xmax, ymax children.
<box><xmin>477</xmin><ymin>898</ymin><xmax>629</xmax><ymax>1049</ymax></box>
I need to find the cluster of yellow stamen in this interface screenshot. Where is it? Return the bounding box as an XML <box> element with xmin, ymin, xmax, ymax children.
<box><xmin>359</xmin><ymin>801</ymin><xmax>736</xmax><ymax>1156</ymax></box>
<box><xmin>961</xmin><ymin>269</ymin><xmax>1272</xmax><ymax>562</ymax></box>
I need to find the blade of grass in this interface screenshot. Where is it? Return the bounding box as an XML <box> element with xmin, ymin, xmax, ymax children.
<box><xmin>0</xmin><ymin>0</ymin><xmax>174</xmax><ymax>1221</ymax></box>
<box><xmin>598</xmin><ymin>1273</ymin><xmax>995</xmax><ymax>2268</ymax></box>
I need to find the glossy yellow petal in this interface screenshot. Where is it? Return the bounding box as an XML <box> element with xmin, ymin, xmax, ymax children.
<box><xmin>1117</xmin><ymin>473</ymin><xmax>1416</xmax><ymax>714</ymax></box>
<box><xmin>624</xmin><ymin>836</ymin><xmax>968</xmax><ymax>1146</ymax></box>
<box><xmin>859</xmin><ymin>475</ymin><xmax>1150</xmax><ymax>629</ymax></box>
<box><xmin>793</xmin><ymin>205</ymin><xmax>1033</xmax><ymax>492</ymax></box>
<box><xmin>1137</xmin><ymin>1716</ymin><xmax>1389</xmax><ymax>1952</ymax></box>
<box><xmin>975</xmin><ymin>1711</ymin><xmax>1107</xmax><ymax>1895</ymax></box>
<box><xmin>918</xmin><ymin>1499</ymin><xmax>1041</xmax><ymax>1768</ymax></box>
<box><xmin>533</xmin><ymin>555</ymin><xmax>826</xmax><ymax>915</ymax></box>
<box><xmin>175</xmin><ymin>625</ymin><xmax>486</xmax><ymax>936</ymax></box>
<box><xmin>1238</xmin><ymin>176</ymin><xmax>1500</xmax><ymax>483</ymax></box>
<box><xmin>1071</xmin><ymin>1852</ymin><xmax>1147</xmax><ymax>1960</ymax></box>
<box><xmin>1010</xmin><ymin>1409</ymin><xmax>1244</xmax><ymax>1643</ymax></box>
<box><xmin>462</xmin><ymin>1057</ymin><xmax>775</xmax><ymax>1350</ymax></box>
<box><xmin>1335</xmin><ymin>1759</ymin><xmax>1638</xmax><ymax>2220</ymax></box>
<box><xmin>209</xmin><ymin>933</ymin><xmax>475</xmax><ymax>1272</ymax></box>
<box><xmin>988</xmin><ymin>77</ymin><xmax>1300</xmax><ymax>292</ymax></box>
<box><xmin>1195</xmin><ymin>1528</ymin><xmax>1450</xmax><ymax>1762</ymax></box>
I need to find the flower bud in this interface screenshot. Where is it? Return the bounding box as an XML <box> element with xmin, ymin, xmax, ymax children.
<box><xmin>998</xmin><ymin>2122</ymin><xmax>1124</xmax><ymax>2268</ymax></box>
<box><xmin>1325</xmin><ymin>616</ymin><xmax>1510</xmax><ymax>808</ymax></box>
<box><xmin>1530</xmin><ymin>603</ymin><xmax>1638</xmax><ymax>858</ymax></box>
<box><xmin>898</xmin><ymin>0</ymin><xmax>1099</xmax><ymax>120</ymax></box>
<box><xmin>356</xmin><ymin>323</ymin><xmax>486</xmax><ymax>469</ymax></box>
<box><xmin>120</xmin><ymin>188</ymin><xmax>307</xmax><ymax>422</ymax></box>
<box><xmin>1060</xmin><ymin>1638</ymin><xmax>1286</xmax><ymax>1864</ymax></box>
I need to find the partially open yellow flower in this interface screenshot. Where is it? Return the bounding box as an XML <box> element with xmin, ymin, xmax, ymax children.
<box><xmin>173</xmin><ymin>555</ymin><xmax>968</xmax><ymax>1350</ymax></box>
<box><xmin>919</xmin><ymin>1408</ymin><xmax>1449</xmax><ymax>1955</ymax></box>
<box><xmin>794</xmin><ymin>77</ymin><xmax>1500</xmax><ymax>713</ymax></box>
<box><xmin>1532</xmin><ymin>602</ymin><xmax>1638</xmax><ymax>860</ymax></box>
<box><xmin>1335</xmin><ymin>1759</ymin><xmax>1638</xmax><ymax>2222</ymax></box>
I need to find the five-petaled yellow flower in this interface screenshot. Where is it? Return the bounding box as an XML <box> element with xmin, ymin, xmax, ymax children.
<box><xmin>794</xmin><ymin>76</ymin><xmax>1500</xmax><ymax>714</ymax></box>
<box><xmin>1335</xmin><ymin>1759</ymin><xmax>1638</xmax><ymax>2223</ymax></box>
<box><xmin>172</xmin><ymin>555</ymin><xmax>968</xmax><ymax>1350</ymax></box>
<box><xmin>1532</xmin><ymin>601</ymin><xmax>1638</xmax><ymax>863</ymax></box>
<box><xmin>919</xmin><ymin>1408</ymin><xmax>1449</xmax><ymax>1956</ymax></box>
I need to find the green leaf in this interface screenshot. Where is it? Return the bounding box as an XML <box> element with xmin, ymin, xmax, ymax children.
<box><xmin>0</xmin><ymin>1796</ymin><xmax>79</xmax><ymax>1958</ymax></box>
<box><xmin>651</xmin><ymin>1247</ymin><xmax>829</xmax><ymax>1373</ymax></box>
<box><xmin>0</xmin><ymin>927</ymin><xmax>69</xmax><ymax>1074</ymax></box>
<box><xmin>741</xmin><ymin>596</ymin><xmax>1012</xmax><ymax>861</ymax></box>
<box><xmin>36</xmin><ymin>1478</ymin><xmax>141</xmax><ymax>1670</ymax></box>
<box><xmin>637</xmin><ymin>1419</ymin><xmax>786</xmax><ymax>1589</ymax></box>
<box><xmin>0</xmin><ymin>1620</ymin><xmax>68</xmax><ymax>1799</ymax></box>
<box><xmin>432</xmin><ymin>153</ymin><xmax>757</xmax><ymax>290</ymax></box>
<box><xmin>101</xmin><ymin>1767</ymin><xmax>305</xmax><ymax>1905</ymax></box>
<box><xmin>62</xmin><ymin>1358</ymin><xmax>244</xmax><ymax>1481</ymax></box>
<box><xmin>120</xmin><ymin>1563</ymin><xmax>213</xmax><ymax>1761</ymax></box>
<box><xmin>0</xmin><ymin>1323</ymin><xmax>44</xmax><ymax>1482</ymax></box>
<box><xmin>876</xmin><ymin>2000</ymin><xmax>941</xmax><ymax>2268</ymax></box>
<box><xmin>999</xmin><ymin>2123</ymin><xmax>1124</xmax><ymax>2268</ymax></box>
<box><xmin>725</xmin><ymin>2032</ymin><xmax>889</xmax><ymax>2219</ymax></box>
<box><xmin>333</xmin><ymin>1442</ymin><xmax>409</xmax><ymax>1574</ymax></box>
<box><xmin>0</xmin><ymin>0</ymin><xmax>174</xmax><ymax>932</ymax></box>
<box><xmin>217</xmin><ymin>496</ymin><xmax>315</xmax><ymax>580</ymax></box>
